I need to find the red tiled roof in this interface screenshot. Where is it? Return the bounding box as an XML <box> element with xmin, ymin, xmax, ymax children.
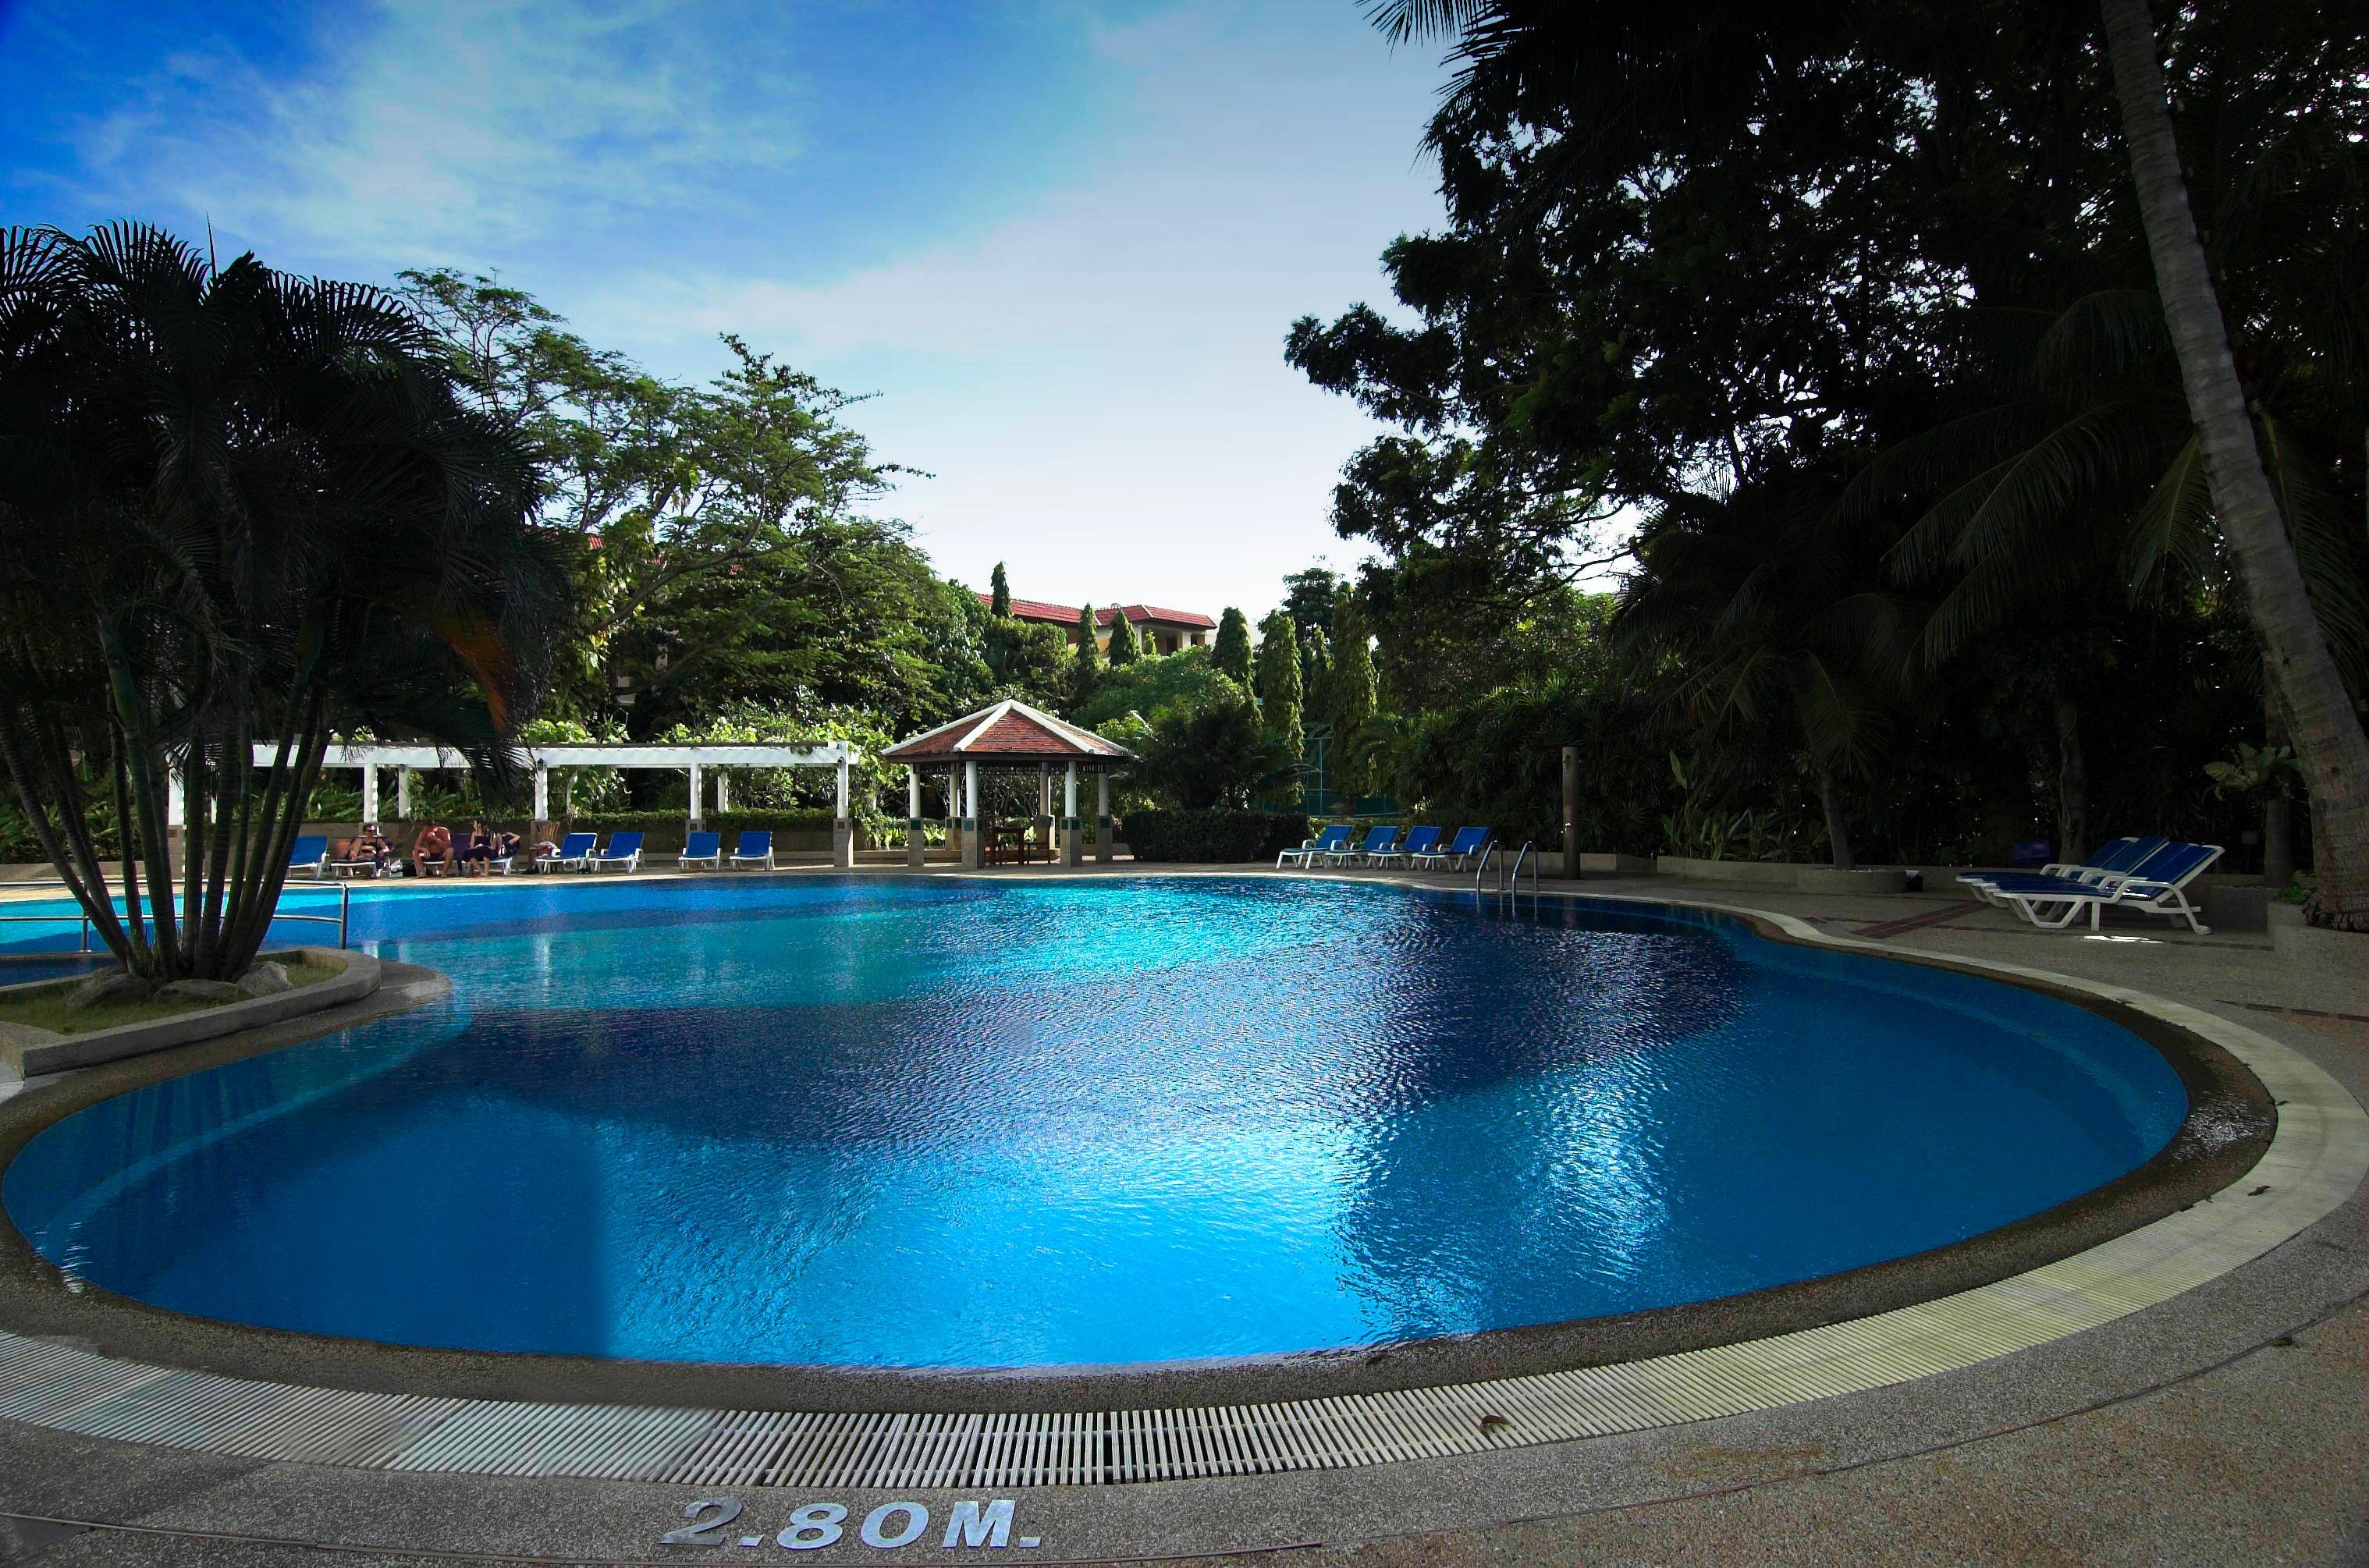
<box><xmin>882</xmin><ymin>700</ymin><xmax>1135</xmax><ymax>762</ymax></box>
<box><xmin>975</xmin><ymin>592</ymin><xmax>1215</xmax><ymax>630</ymax></box>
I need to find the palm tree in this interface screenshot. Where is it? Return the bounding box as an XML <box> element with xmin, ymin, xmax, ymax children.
<box><xmin>0</xmin><ymin>223</ymin><xmax>567</xmax><ymax>981</ymax></box>
<box><xmin>2099</xmin><ymin>0</ymin><xmax>2369</xmax><ymax>928</ymax></box>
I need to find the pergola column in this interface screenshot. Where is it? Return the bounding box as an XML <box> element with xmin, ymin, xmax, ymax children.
<box><xmin>961</xmin><ymin>760</ymin><xmax>982</xmax><ymax>869</ymax></box>
<box><xmin>1037</xmin><ymin>762</ymin><xmax>1052</xmax><ymax>856</ymax></box>
<box><xmin>906</xmin><ymin>764</ymin><xmax>925</xmax><ymax>867</ymax></box>
<box><xmin>687</xmin><ymin>758</ymin><xmax>702</xmax><ymax>827</ymax></box>
<box><xmin>1096</xmin><ymin>770</ymin><xmax>1113</xmax><ymax>864</ymax></box>
<box><xmin>360</xmin><ymin>761</ymin><xmax>378</xmax><ymax>825</ymax></box>
<box><xmin>1062</xmin><ymin>761</ymin><xmax>1081</xmax><ymax>867</ymax></box>
<box><xmin>833</xmin><ymin>751</ymin><xmax>854</xmax><ymax>869</ymax></box>
<box><xmin>716</xmin><ymin>772</ymin><xmax>730</xmax><ymax>814</ymax></box>
<box><xmin>531</xmin><ymin>763</ymin><xmax>547</xmax><ymax>828</ymax></box>
<box><xmin>400</xmin><ymin>767</ymin><xmax>414</xmax><ymax>821</ymax></box>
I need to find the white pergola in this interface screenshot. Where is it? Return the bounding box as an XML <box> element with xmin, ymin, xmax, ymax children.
<box><xmin>222</xmin><ymin>740</ymin><xmax>864</xmax><ymax>867</ymax></box>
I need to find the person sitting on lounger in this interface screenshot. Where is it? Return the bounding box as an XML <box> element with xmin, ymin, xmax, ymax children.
<box><xmin>457</xmin><ymin>820</ymin><xmax>495</xmax><ymax>875</ymax></box>
<box><xmin>353</xmin><ymin>823</ymin><xmax>393</xmax><ymax>872</ymax></box>
<box><xmin>413</xmin><ymin>822</ymin><xmax>454</xmax><ymax>876</ymax></box>
<box><xmin>492</xmin><ymin>828</ymin><xmax>521</xmax><ymax>864</ymax></box>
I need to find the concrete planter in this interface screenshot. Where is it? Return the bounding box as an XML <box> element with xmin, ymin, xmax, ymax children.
<box><xmin>1578</xmin><ymin>853</ymin><xmax>1657</xmax><ymax>874</ymax></box>
<box><xmin>2195</xmin><ymin>882</ymin><xmax>2271</xmax><ymax>932</ymax></box>
<box><xmin>1796</xmin><ymin>867</ymin><xmax>1910</xmax><ymax>896</ymax></box>
<box><xmin>0</xmin><ymin>948</ymin><xmax>378</xmax><ymax>1079</ymax></box>
<box><xmin>1655</xmin><ymin>855</ymin><xmax>1799</xmax><ymax>886</ymax></box>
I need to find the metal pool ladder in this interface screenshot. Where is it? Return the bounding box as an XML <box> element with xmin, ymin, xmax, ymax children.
<box><xmin>1472</xmin><ymin>840</ymin><xmax>1540</xmax><ymax>899</ymax></box>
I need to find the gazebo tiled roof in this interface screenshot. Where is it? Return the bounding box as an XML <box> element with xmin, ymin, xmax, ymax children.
<box><xmin>881</xmin><ymin>700</ymin><xmax>1135</xmax><ymax>766</ymax></box>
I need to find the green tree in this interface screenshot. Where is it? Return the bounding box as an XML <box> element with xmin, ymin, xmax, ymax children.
<box><xmin>990</xmin><ymin>562</ymin><xmax>1011</xmax><ymax>618</ymax></box>
<box><xmin>1119</xmin><ymin>684</ymin><xmax>1284</xmax><ymax>810</ymax></box>
<box><xmin>1105</xmin><ymin>607</ymin><xmax>1142</xmax><ymax>665</ymax></box>
<box><xmin>1070</xmin><ymin>647</ymin><xmax>1236</xmax><ymax>729</ymax></box>
<box><xmin>1211</xmin><ymin>607</ymin><xmax>1255</xmax><ymax>690</ymax></box>
<box><xmin>1327</xmin><ymin>590</ymin><xmax>1380</xmax><ymax>798</ymax></box>
<box><xmin>397</xmin><ymin>272</ymin><xmax>908</xmax><ymax>731</ymax></box>
<box><xmin>1253</xmin><ymin>612</ymin><xmax>1305</xmax><ymax>800</ymax></box>
<box><xmin>1067</xmin><ymin>602</ymin><xmax>1103</xmax><ymax>712</ymax></box>
<box><xmin>1280</xmin><ymin>566</ymin><xmax>1344</xmax><ymax>648</ymax></box>
<box><xmin>0</xmin><ymin>225</ymin><xmax>566</xmax><ymax>981</ymax></box>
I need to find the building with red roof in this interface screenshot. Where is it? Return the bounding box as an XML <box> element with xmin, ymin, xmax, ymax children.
<box><xmin>976</xmin><ymin>593</ymin><xmax>1219</xmax><ymax>656</ymax></box>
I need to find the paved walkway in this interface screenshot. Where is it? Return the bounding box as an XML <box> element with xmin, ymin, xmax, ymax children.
<box><xmin>0</xmin><ymin>865</ymin><xmax>2359</xmax><ymax>1566</ymax></box>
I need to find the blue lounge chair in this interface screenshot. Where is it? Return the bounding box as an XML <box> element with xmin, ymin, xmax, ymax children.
<box><xmin>1435</xmin><ymin>826</ymin><xmax>1491</xmax><ymax>870</ymax></box>
<box><xmin>288</xmin><ymin>835</ymin><xmax>329</xmax><ymax>878</ymax></box>
<box><xmin>1397</xmin><ymin>825</ymin><xmax>1444</xmax><ymax>867</ymax></box>
<box><xmin>729</xmin><ymin>830</ymin><xmax>775</xmax><ymax>870</ymax></box>
<box><xmin>1277</xmin><ymin>825</ymin><xmax>1356</xmax><ymax>869</ymax></box>
<box><xmin>1962</xmin><ymin>837</ymin><xmax>2171</xmax><ymax>906</ymax></box>
<box><xmin>1332</xmin><ymin>825</ymin><xmax>1398</xmax><ymax>866</ymax></box>
<box><xmin>675</xmin><ymin>830</ymin><xmax>722</xmax><ymax>871</ymax></box>
<box><xmin>589</xmin><ymin>831</ymin><xmax>644</xmax><ymax>873</ymax></box>
<box><xmin>1998</xmin><ymin>840</ymin><xmax>2222</xmax><ymax>933</ymax></box>
<box><xmin>1960</xmin><ymin>836</ymin><xmax>2162</xmax><ymax>899</ymax></box>
<box><xmin>536</xmin><ymin>832</ymin><xmax>596</xmax><ymax>873</ymax></box>
<box><xmin>1367</xmin><ymin>825</ymin><xmax>1428</xmax><ymax>868</ymax></box>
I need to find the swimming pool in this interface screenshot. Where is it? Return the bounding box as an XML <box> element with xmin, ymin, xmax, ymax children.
<box><xmin>3</xmin><ymin>876</ymin><xmax>2186</xmax><ymax>1370</ymax></box>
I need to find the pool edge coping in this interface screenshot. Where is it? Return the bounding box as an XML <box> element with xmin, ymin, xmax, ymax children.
<box><xmin>0</xmin><ymin>874</ymin><xmax>2358</xmax><ymax>1488</ymax></box>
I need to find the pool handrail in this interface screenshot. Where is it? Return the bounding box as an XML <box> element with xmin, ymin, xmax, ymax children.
<box><xmin>0</xmin><ymin>878</ymin><xmax>350</xmax><ymax>952</ymax></box>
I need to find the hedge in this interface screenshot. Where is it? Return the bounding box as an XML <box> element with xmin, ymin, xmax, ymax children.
<box><xmin>1121</xmin><ymin>808</ymin><xmax>1311</xmax><ymax>864</ymax></box>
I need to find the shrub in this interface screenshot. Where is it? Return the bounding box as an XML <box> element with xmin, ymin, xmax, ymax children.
<box><xmin>1121</xmin><ymin>808</ymin><xmax>1310</xmax><ymax>864</ymax></box>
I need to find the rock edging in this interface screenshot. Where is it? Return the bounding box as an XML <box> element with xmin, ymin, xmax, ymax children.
<box><xmin>0</xmin><ymin>949</ymin><xmax>378</xmax><ymax>1078</ymax></box>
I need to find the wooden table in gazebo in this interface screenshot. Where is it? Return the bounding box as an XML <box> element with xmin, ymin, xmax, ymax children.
<box><xmin>879</xmin><ymin>700</ymin><xmax>1135</xmax><ymax>869</ymax></box>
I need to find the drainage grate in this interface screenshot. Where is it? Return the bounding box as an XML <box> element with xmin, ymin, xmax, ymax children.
<box><xmin>1</xmin><ymin>995</ymin><xmax>2359</xmax><ymax>1489</ymax></box>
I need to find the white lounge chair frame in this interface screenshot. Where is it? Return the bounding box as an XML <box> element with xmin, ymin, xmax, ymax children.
<box><xmin>1998</xmin><ymin>844</ymin><xmax>2221</xmax><ymax>935</ymax></box>
<box><xmin>588</xmin><ymin>841</ymin><xmax>643</xmax><ymax>874</ymax></box>
<box><xmin>728</xmin><ymin>838</ymin><xmax>776</xmax><ymax>871</ymax></box>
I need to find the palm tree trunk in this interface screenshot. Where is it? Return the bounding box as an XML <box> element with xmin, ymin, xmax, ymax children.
<box><xmin>2101</xmin><ymin>0</ymin><xmax>2369</xmax><ymax>930</ymax></box>
<box><xmin>1816</xmin><ymin>765</ymin><xmax>1856</xmax><ymax>871</ymax></box>
<box><xmin>2054</xmin><ymin>694</ymin><xmax>2087</xmax><ymax>866</ymax></box>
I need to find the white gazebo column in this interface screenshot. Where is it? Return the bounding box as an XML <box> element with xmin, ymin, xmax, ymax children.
<box><xmin>1096</xmin><ymin>769</ymin><xmax>1113</xmax><ymax>864</ymax></box>
<box><xmin>1038</xmin><ymin>762</ymin><xmax>1053</xmax><ymax>856</ymax></box>
<box><xmin>945</xmin><ymin>765</ymin><xmax>959</xmax><ymax>857</ymax></box>
<box><xmin>530</xmin><ymin>763</ymin><xmax>547</xmax><ymax>829</ymax></box>
<box><xmin>906</xmin><ymin>764</ymin><xmax>925</xmax><ymax>868</ymax></box>
<box><xmin>1062</xmin><ymin>760</ymin><xmax>1082</xmax><ymax>867</ymax></box>
<box><xmin>961</xmin><ymin>759</ymin><xmax>982</xmax><ymax>869</ymax></box>
<box><xmin>359</xmin><ymin>761</ymin><xmax>378</xmax><ymax>825</ymax></box>
<box><xmin>687</xmin><ymin>759</ymin><xmax>702</xmax><ymax>827</ymax></box>
<box><xmin>716</xmin><ymin>772</ymin><xmax>730</xmax><ymax>814</ymax></box>
<box><xmin>833</xmin><ymin>751</ymin><xmax>854</xmax><ymax>869</ymax></box>
<box><xmin>399</xmin><ymin>767</ymin><xmax>414</xmax><ymax>821</ymax></box>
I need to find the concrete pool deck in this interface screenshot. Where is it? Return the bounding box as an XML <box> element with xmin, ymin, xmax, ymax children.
<box><xmin>0</xmin><ymin>864</ymin><xmax>2360</xmax><ymax>1564</ymax></box>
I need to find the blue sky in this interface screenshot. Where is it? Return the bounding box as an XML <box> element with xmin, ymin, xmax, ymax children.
<box><xmin>0</xmin><ymin>0</ymin><xmax>1454</xmax><ymax>620</ymax></box>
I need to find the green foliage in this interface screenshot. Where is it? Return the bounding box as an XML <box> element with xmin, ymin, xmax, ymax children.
<box><xmin>989</xmin><ymin>562</ymin><xmax>1011</xmax><ymax>618</ymax></box>
<box><xmin>655</xmin><ymin>701</ymin><xmax>900</xmax><ymax>838</ymax></box>
<box><xmin>1280</xmin><ymin>566</ymin><xmax>1342</xmax><ymax>647</ymax></box>
<box><xmin>1327</xmin><ymin>590</ymin><xmax>1379</xmax><ymax>797</ymax></box>
<box><xmin>981</xmin><ymin>606</ymin><xmax>1070</xmax><ymax>710</ymax></box>
<box><xmin>1112</xmin><ymin>681</ymin><xmax>1283</xmax><ymax>810</ymax></box>
<box><xmin>2204</xmin><ymin>743</ymin><xmax>2300</xmax><ymax>803</ymax></box>
<box><xmin>1121</xmin><ymin>808</ymin><xmax>1311</xmax><ymax>864</ymax></box>
<box><xmin>1067</xmin><ymin>647</ymin><xmax>1232</xmax><ymax>729</ymax></box>
<box><xmin>1104</xmin><ymin>608</ymin><xmax>1142</xmax><ymax>665</ymax></box>
<box><xmin>1211</xmin><ymin>608</ymin><xmax>1255</xmax><ymax>690</ymax></box>
<box><xmin>1252</xmin><ymin>612</ymin><xmax>1305</xmax><ymax>793</ymax></box>
<box><xmin>1067</xmin><ymin>603</ymin><xmax>1103</xmax><ymax>712</ymax></box>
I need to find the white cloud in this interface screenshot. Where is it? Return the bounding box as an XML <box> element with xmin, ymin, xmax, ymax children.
<box><xmin>71</xmin><ymin>0</ymin><xmax>810</xmax><ymax>273</ymax></box>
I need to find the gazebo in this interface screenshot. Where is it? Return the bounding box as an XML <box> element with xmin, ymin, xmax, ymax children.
<box><xmin>880</xmin><ymin>700</ymin><xmax>1134</xmax><ymax>868</ymax></box>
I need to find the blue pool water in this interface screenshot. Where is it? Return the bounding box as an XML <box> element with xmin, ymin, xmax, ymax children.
<box><xmin>3</xmin><ymin>877</ymin><xmax>2186</xmax><ymax>1368</ymax></box>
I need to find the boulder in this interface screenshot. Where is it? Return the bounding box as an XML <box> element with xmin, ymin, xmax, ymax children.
<box><xmin>236</xmin><ymin>961</ymin><xmax>293</xmax><ymax>998</ymax></box>
<box><xmin>66</xmin><ymin>970</ymin><xmax>156</xmax><ymax>1011</ymax></box>
<box><xmin>156</xmin><ymin>978</ymin><xmax>248</xmax><ymax>1006</ymax></box>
